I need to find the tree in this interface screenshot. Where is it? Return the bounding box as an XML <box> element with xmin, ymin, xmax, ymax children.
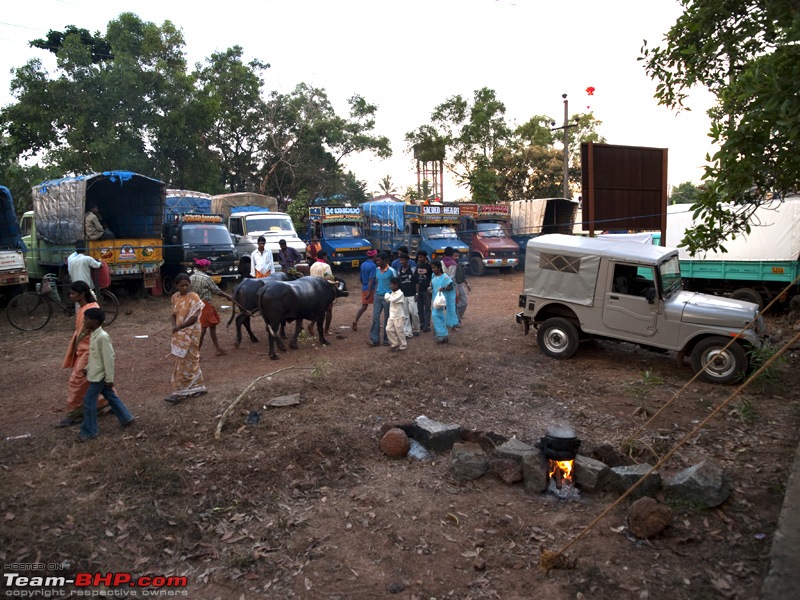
<box><xmin>378</xmin><ymin>175</ymin><xmax>397</xmax><ymax>196</ymax></box>
<box><xmin>670</xmin><ymin>181</ymin><xmax>701</xmax><ymax>205</ymax></box>
<box><xmin>641</xmin><ymin>0</ymin><xmax>800</xmax><ymax>253</ymax></box>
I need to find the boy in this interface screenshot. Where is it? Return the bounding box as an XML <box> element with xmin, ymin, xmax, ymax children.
<box><xmin>384</xmin><ymin>277</ymin><xmax>407</xmax><ymax>351</ymax></box>
<box><xmin>76</xmin><ymin>307</ymin><xmax>135</xmax><ymax>442</ymax></box>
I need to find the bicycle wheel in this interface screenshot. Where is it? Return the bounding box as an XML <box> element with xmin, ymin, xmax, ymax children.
<box><xmin>6</xmin><ymin>292</ymin><xmax>53</xmax><ymax>331</ymax></box>
<box><xmin>97</xmin><ymin>290</ymin><xmax>119</xmax><ymax>326</ymax></box>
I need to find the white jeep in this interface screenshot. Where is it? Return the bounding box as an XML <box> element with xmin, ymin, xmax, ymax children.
<box><xmin>516</xmin><ymin>234</ymin><xmax>767</xmax><ymax>384</ymax></box>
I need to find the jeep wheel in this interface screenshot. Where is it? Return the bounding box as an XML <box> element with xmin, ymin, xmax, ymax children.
<box><xmin>690</xmin><ymin>336</ymin><xmax>748</xmax><ymax>384</ymax></box>
<box><xmin>537</xmin><ymin>318</ymin><xmax>580</xmax><ymax>359</ymax></box>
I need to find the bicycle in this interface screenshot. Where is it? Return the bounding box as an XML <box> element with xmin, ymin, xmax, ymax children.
<box><xmin>6</xmin><ymin>274</ymin><xmax>119</xmax><ymax>331</ymax></box>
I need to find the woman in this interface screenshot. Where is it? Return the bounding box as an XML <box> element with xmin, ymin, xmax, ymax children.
<box><xmin>166</xmin><ymin>273</ymin><xmax>207</xmax><ymax>404</ymax></box>
<box><xmin>430</xmin><ymin>260</ymin><xmax>458</xmax><ymax>343</ymax></box>
<box><xmin>59</xmin><ymin>281</ymin><xmax>108</xmax><ymax>427</ymax></box>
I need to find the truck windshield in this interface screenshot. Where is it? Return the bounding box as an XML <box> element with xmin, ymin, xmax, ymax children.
<box><xmin>659</xmin><ymin>256</ymin><xmax>683</xmax><ymax>297</ymax></box>
<box><xmin>323</xmin><ymin>223</ymin><xmax>363</xmax><ymax>239</ymax></box>
<box><xmin>182</xmin><ymin>225</ymin><xmax>233</xmax><ymax>245</ymax></box>
<box><xmin>475</xmin><ymin>223</ymin><xmax>508</xmax><ymax>238</ymax></box>
<box><xmin>421</xmin><ymin>226</ymin><xmax>459</xmax><ymax>240</ymax></box>
<box><xmin>246</xmin><ymin>215</ymin><xmax>295</xmax><ymax>235</ymax></box>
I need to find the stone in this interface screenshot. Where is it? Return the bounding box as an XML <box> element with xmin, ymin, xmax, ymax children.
<box><xmin>496</xmin><ymin>437</ymin><xmax>537</xmax><ymax>462</ymax></box>
<box><xmin>592</xmin><ymin>442</ymin><xmax>633</xmax><ymax>467</ymax></box>
<box><xmin>380</xmin><ymin>428</ymin><xmax>410</xmax><ymax>458</ymax></box>
<box><xmin>664</xmin><ymin>459</ymin><xmax>731</xmax><ymax>508</ymax></box>
<box><xmin>451</xmin><ymin>442</ymin><xmax>489</xmax><ymax>481</ymax></box>
<box><xmin>628</xmin><ymin>496</ymin><xmax>673</xmax><ymax>539</ymax></box>
<box><xmin>574</xmin><ymin>454</ymin><xmax>609</xmax><ymax>492</ymax></box>
<box><xmin>606</xmin><ymin>463</ymin><xmax>662</xmax><ymax>499</ymax></box>
<box><xmin>489</xmin><ymin>458</ymin><xmax>523</xmax><ymax>484</ymax></box>
<box><xmin>267</xmin><ymin>393</ymin><xmax>301</xmax><ymax>407</ymax></box>
<box><xmin>413</xmin><ymin>415</ymin><xmax>461</xmax><ymax>453</ymax></box>
<box><xmin>522</xmin><ymin>449</ymin><xmax>550</xmax><ymax>493</ymax></box>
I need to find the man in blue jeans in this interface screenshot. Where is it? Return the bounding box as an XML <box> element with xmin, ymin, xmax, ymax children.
<box><xmin>368</xmin><ymin>252</ymin><xmax>397</xmax><ymax>347</ymax></box>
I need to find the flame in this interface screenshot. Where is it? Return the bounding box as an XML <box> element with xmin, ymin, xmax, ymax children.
<box><xmin>548</xmin><ymin>459</ymin><xmax>574</xmax><ymax>489</ymax></box>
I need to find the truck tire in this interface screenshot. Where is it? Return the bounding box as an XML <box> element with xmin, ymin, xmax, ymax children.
<box><xmin>161</xmin><ymin>273</ymin><xmax>175</xmax><ymax>296</ymax></box>
<box><xmin>537</xmin><ymin>317</ymin><xmax>580</xmax><ymax>359</ymax></box>
<box><xmin>690</xmin><ymin>336</ymin><xmax>748</xmax><ymax>384</ymax></box>
<box><xmin>730</xmin><ymin>288</ymin><xmax>763</xmax><ymax>309</ymax></box>
<box><xmin>469</xmin><ymin>257</ymin><xmax>485</xmax><ymax>277</ymax></box>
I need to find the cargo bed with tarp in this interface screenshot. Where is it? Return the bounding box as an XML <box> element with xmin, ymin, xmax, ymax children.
<box><xmin>0</xmin><ymin>186</ymin><xmax>28</xmax><ymax>291</ymax></box>
<box><xmin>210</xmin><ymin>192</ymin><xmax>278</xmax><ymax>222</ymax></box>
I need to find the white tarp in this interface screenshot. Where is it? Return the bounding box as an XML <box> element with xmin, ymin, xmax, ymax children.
<box><xmin>598</xmin><ymin>232</ymin><xmax>654</xmax><ymax>245</ymax></box>
<box><xmin>523</xmin><ymin>235</ymin><xmax>601</xmax><ymax>306</ymax></box>
<box><xmin>666</xmin><ymin>196</ymin><xmax>800</xmax><ymax>261</ymax></box>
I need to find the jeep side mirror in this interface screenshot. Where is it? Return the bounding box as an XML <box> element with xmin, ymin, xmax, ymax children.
<box><xmin>645</xmin><ymin>287</ymin><xmax>656</xmax><ymax>304</ymax></box>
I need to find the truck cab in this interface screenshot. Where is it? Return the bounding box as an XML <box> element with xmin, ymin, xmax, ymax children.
<box><xmin>161</xmin><ymin>214</ymin><xmax>238</xmax><ymax>292</ymax></box>
<box><xmin>307</xmin><ymin>206</ymin><xmax>371</xmax><ymax>268</ymax></box>
<box><xmin>228</xmin><ymin>211</ymin><xmax>306</xmax><ymax>275</ymax></box>
<box><xmin>516</xmin><ymin>234</ymin><xmax>767</xmax><ymax>384</ymax></box>
<box><xmin>408</xmin><ymin>204</ymin><xmax>469</xmax><ymax>263</ymax></box>
<box><xmin>0</xmin><ymin>186</ymin><xmax>28</xmax><ymax>297</ymax></box>
<box><xmin>459</xmin><ymin>203</ymin><xmax>520</xmax><ymax>276</ymax></box>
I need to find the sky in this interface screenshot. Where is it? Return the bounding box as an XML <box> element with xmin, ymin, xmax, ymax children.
<box><xmin>0</xmin><ymin>0</ymin><xmax>716</xmax><ymax>199</ymax></box>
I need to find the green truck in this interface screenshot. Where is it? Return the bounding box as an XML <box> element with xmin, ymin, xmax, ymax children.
<box><xmin>665</xmin><ymin>196</ymin><xmax>800</xmax><ymax>308</ymax></box>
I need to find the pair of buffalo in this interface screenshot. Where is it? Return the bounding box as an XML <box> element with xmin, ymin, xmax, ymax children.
<box><xmin>227</xmin><ymin>274</ymin><xmax>348</xmax><ymax>360</ymax></box>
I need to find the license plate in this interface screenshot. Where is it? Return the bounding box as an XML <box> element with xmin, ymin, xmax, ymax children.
<box><xmin>502</xmin><ymin>259</ymin><xmax>508</xmax><ymax>264</ymax></box>
<box><xmin>211</xmin><ymin>275</ymin><xmax>222</xmax><ymax>283</ymax></box>
<box><xmin>351</xmin><ymin>260</ymin><xmax>360</xmax><ymax>267</ymax></box>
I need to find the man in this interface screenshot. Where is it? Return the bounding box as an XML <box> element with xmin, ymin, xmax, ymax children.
<box><xmin>309</xmin><ymin>249</ymin><xmax>335</xmax><ymax>335</ymax></box>
<box><xmin>442</xmin><ymin>246</ymin><xmax>458</xmax><ymax>280</ymax></box>
<box><xmin>277</xmin><ymin>239</ymin><xmax>302</xmax><ymax>272</ymax></box>
<box><xmin>250</xmin><ymin>236</ymin><xmax>274</xmax><ymax>278</ymax></box>
<box><xmin>352</xmin><ymin>249</ymin><xmax>377</xmax><ymax>332</ymax></box>
<box><xmin>415</xmin><ymin>250</ymin><xmax>432</xmax><ymax>333</ymax></box>
<box><xmin>396</xmin><ymin>253</ymin><xmax>420</xmax><ymax>337</ymax></box>
<box><xmin>84</xmin><ymin>205</ymin><xmax>115</xmax><ymax>240</ymax></box>
<box><xmin>68</xmin><ymin>240</ymin><xmax>101</xmax><ymax>288</ymax></box>
<box><xmin>391</xmin><ymin>245</ymin><xmax>416</xmax><ymax>272</ymax></box>
<box><xmin>453</xmin><ymin>250</ymin><xmax>471</xmax><ymax>323</ymax></box>
<box><xmin>190</xmin><ymin>258</ymin><xmax>234</xmax><ymax>356</ymax></box>
<box><xmin>368</xmin><ymin>252</ymin><xmax>397</xmax><ymax>347</ymax></box>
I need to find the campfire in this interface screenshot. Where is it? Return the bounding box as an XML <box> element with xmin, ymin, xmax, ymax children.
<box><xmin>538</xmin><ymin>426</ymin><xmax>581</xmax><ymax>491</ymax></box>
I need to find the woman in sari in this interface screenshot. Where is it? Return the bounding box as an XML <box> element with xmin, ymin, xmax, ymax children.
<box><xmin>59</xmin><ymin>281</ymin><xmax>107</xmax><ymax>427</ymax></box>
<box><xmin>430</xmin><ymin>260</ymin><xmax>458</xmax><ymax>344</ymax></box>
<box><xmin>166</xmin><ymin>273</ymin><xmax>207</xmax><ymax>404</ymax></box>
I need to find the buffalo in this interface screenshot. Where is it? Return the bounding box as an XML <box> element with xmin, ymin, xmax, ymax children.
<box><xmin>228</xmin><ymin>273</ymin><xmax>289</xmax><ymax>347</ymax></box>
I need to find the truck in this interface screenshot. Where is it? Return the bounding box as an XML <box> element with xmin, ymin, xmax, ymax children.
<box><xmin>516</xmin><ymin>234</ymin><xmax>767</xmax><ymax>384</ymax></box>
<box><xmin>458</xmin><ymin>203</ymin><xmax>520</xmax><ymax>276</ymax></box>
<box><xmin>361</xmin><ymin>200</ymin><xmax>469</xmax><ymax>263</ymax></box>
<box><xmin>160</xmin><ymin>190</ymin><xmax>238</xmax><ymax>293</ymax></box>
<box><xmin>0</xmin><ymin>186</ymin><xmax>29</xmax><ymax>297</ymax></box>
<box><xmin>306</xmin><ymin>205</ymin><xmax>372</xmax><ymax>268</ymax></box>
<box><xmin>509</xmin><ymin>198</ymin><xmax>581</xmax><ymax>269</ymax></box>
<box><xmin>665</xmin><ymin>196</ymin><xmax>800</xmax><ymax>308</ymax></box>
<box><xmin>20</xmin><ymin>171</ymin><xmax>165</xmax><ymax>292</ymax></box>
<box><xmin>211</xmin><ymin>192</ymin><xmax>306</xmax><ymax>275</ymax></box>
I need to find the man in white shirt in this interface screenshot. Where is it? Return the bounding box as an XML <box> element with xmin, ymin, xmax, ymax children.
<box><xmin>250</xmin><ymin>236</ymin><xmax>274</xmax><ymax>278</ymax></box>
<box><xmin>67</xmin><ymin>240</ymin><xmax>101</xmax><ymax>288</ymax></box>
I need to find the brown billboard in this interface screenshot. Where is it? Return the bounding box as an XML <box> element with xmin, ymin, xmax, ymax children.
<box><xmin>580</xmin><ymin>142</ymin><xmax>667</xmax><ymax>240</ymax></box>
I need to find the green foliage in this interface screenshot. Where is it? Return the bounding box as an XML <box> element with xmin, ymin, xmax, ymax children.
<box><xmin>378</xmin><ymin>175</ymin><xmax>397</xmax><ymax>196</ymax></box>
<box><xmin>31</xmin><ymin>25</ymin><xmax>114</xmax><ymax>64</ymax></box>
<box><xmin>729</xmin><ymin>397</ymin><xmax>758</xmax><ymax>423</ymax></box>
<box><xmin>641</xmin><ymin>0</ymin><xmax>800</xmax><ymax>254</ymax></box>
<box><xmin>286</xmin><ymin>190</ymin><xmax>310</xmax><ymax>235</ymax></box>
<box><xmin>670</xmin><ymin>181</ymin><xmax>702</xmax><ymax>204</ymax></box>
<box><xmin>747</xmin><ymin>341</ymin><xmax>787</xmax><ymax>394</ymax></box>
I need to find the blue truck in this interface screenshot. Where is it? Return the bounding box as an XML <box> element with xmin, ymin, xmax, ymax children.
<box><xmin>361</xmin><ymin>200</ymin><xmax>469</xmax><ymax>263</ymax></box>
<box><xmin>306</xmin><ymin>206</ymin><xmax>372</xmax><ymax>268</ymax></box>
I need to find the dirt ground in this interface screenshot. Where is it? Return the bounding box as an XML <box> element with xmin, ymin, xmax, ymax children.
<box><xmin>1</xmin><ymin>269</ymin><xmax>799</xmax><ymax>600</ymax></box>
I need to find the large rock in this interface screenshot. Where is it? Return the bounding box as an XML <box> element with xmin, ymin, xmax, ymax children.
<box><xmin>606</xmin><ymin>464</ymin><xmax>662</xmax><ymax>499</ymax></box>
<box><xmin>574</xmin><ymin>454</ymin><xmax>610</xmax><ymax>492</ymax></box>
<box><xmin>628</xmin><ymin>496</ymin><xmax>672</xmax><ymax>539</ymax></box>
<box><xmin>664</xmin><ymin>459</ymin><xmax>731</xmax><ymax>508</ymax></box>
<box><xmin>380</xmin><ymin>428</ymin><xmax>410</xmax><ymax>458</ymax></box>
<box><xmin>496</xmin><ymin>437</ymin><xmax>536</xmax><ymax>461</ymax></box>
<box><xmin>451</xmin><ymin>442</ymin><xmax>489</xmax><ymax>481</ymax></box>
<box><xmin>489</xmin><ymin>458</ymin><xmax>523</xmax><ymax>484</ymax></box>
<box><xmin>413</xmin><ymin>415</ymin><xmax>462</xmax><ymax>453</ymax></box>
<box><xmin>522</xmin><ymin>449</ymin><xmax>550</xmax><ymax>493</ymax></box>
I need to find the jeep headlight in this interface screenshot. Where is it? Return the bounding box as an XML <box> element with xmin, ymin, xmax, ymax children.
<box><xmin>753</xmin><ymin>313</ymin><xmax>766</xmax><ymax>335</ymax></box>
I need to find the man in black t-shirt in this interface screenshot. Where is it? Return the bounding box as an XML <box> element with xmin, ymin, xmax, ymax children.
<box><xmin>415</xmin><ymin>250</ymin><xmax>432</xmax><ymax>332</ymax></box>
<box><xmin>396</xmin><ymin>253</ymin><xmax>420</xmax><ymax>337</ymax></box>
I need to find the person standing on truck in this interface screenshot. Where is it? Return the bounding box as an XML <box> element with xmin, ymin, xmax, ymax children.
<box><xmin>251</xmin><ymin>236</ymin><xmax>274</xmax><ymax>278</ymax></box>
<box><xmin>277</xmin><ymin>239</ymin><xmax>302</xmax><ymax>272</ymax></box>
<box><xmin>415</xmin><ymin>251</ymin><xmax>432</xmax><ymax>333</ymax></box>
<box><xmin>84</xmin><ymin>205</ymin><xmax>115</xmax><ymax>240</ymax></box>
<box><xmin>67</xmin><ymin>240</ymin><xmax>101</xmax><ymax>289</ymax></box>
<box><xmin>309</xmin><ymin>250</ymin><xmax>335</xmax><ymax>336</ymax></box>
<box><xmin>190</xmin><ymin>259</ymin><xmax>234</xmax><ymax>356</ymax></box>
<box><xmin>352</xmin><ymin>249</ymin><xmax>377</xmax><ymax>332</ymax></box>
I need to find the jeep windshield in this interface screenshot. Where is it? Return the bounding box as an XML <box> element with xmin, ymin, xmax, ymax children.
<box><xmin>182</xmin><ymin>224</ymin><xmax>233</xmax><ymax>245</ymax></box>
<box><xmin>246</xmin><ymin>215</ymin><xmax>295</xmax><ymax>235</ymax></box>
<box><xmin>322</xmin><ymin>223</ymin><xmax>363</xmax><ymax>239</ymax></box>
<box><xmin>421</xmin><ymin>226</ymin><xmax>459</xmax><ymax>240</ymax></box>
<box><xmin>659</xmin><ymin>256</ymin><xmax>683</xmax><ymax>297</ymax></box>
<box><xmin>475</xmin><ymin>223</ymin><xmax>508</xmax><ymax>238</ymax></box>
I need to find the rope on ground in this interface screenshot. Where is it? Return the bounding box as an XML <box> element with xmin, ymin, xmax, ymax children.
<box><xmin>214</xmin><ymin>366</ymin><xmax>313</xmax><ymax>439</ymax></box>
<box><xmin>541</xmin><ymin>328</ymin><xmax>800</xmax><ymax>572</ymax></box>
<box><xmin>624</xmin><ymin>273</ymin><xmax>800</xmax><ymax>445</ymax></box>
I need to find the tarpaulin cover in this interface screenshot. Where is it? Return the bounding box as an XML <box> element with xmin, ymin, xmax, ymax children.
<box><xmin>210</xmin><ymin>193</ymin><xmax>277</xmax><ymax>222</ymax></box>
<box><xmin>510</xmin><ymin>198</ymin><xmax>579</xmax><ymax>236</ymax></box>
<box><xmin>32</xmin><ymin>171</ymin><xmax>165</xmax><ymax>244</ymax></box>
<box><xmin>165</xmin><ymin>189</ymin><xmax>212</xmax><ymax>218</ymax></box>
<box><xmin>361</xmin><ymin>199</ymin><xmax>405</xmax><ymax>231</ymax></box>
<box><xmin>666</xmin><ymin>196</ymin><xmax>800</xmax><ymax>261</ymax></box>
<box><xmin>0</xmin><ymin>186</ymin><xmax>26</xmax><ymax>251</ymax></box>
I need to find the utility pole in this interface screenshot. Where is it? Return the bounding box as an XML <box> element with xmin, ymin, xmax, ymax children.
<box><xmin>550</xmin><ymin>93</ymin><xmax>579</xmax><ymax>199</ymax></box>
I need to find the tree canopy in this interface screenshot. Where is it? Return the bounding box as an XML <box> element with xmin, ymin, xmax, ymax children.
<box><xmin>641</xmin><ymin>0</ymin><xmax>800</xmax><ymax>253</ymax></box>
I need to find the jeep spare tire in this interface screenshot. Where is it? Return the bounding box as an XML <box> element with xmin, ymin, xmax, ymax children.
<box><xmin>690</xmin><ymin>336</ymin><xmax>748</xmax><ymax>384</ymax></box>
<box><xmin>537</xmin><ymin>317</ymin><xmax>580</xmax><ymax>359</ymax></box>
